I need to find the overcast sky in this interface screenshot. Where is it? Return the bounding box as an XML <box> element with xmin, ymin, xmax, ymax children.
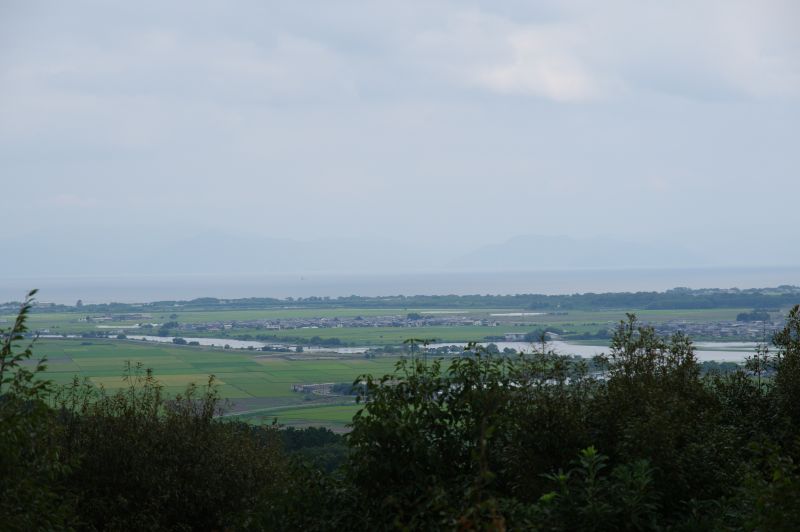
<box><xmin>1</xmin><ymin>1</ymin><xmax>799</xmax><ymax>275</ymax></box>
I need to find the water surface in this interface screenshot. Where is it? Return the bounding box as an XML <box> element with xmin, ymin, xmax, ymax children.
<box><xmin>3</xmin><ymin>266</ymin><xmax>799</xmax><ymax>304</ymax></box>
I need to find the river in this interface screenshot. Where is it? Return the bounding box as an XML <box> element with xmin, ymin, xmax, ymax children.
<box><xmin>126</xmin><ymin>335</ymin><xmax>755</xmax><ymax>362</ymax></box>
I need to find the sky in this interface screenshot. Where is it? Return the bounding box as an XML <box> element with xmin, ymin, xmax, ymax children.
<box><xmin>1</xmin><ymin>0</ymin><xmax>799</xmax><ymax>276</ymax></box>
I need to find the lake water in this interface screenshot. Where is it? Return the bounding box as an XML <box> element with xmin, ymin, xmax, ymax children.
<box><xmin>428</xmin><ymin>341</ymin><xmax>754</xmax><ymax>362</ymax></box>
<box><xmin>3</xmin><ymin>266</ymin><xmax>800</xmax><ymax>304</ymax></box>
<box><xmin>125</xmin><ymin>335</ymin><xmax>753</xmax><ymax>362</ymax></box>
<box><xmin>125</xmin><ymin>335</ymin><xmax>370</xmax><ymax>354</ymax></box>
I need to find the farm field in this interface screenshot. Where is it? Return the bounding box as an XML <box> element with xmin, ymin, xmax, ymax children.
<box><xmin>248</xmin><ymin>325</ymin><xmax>523</xmax><ymax>344</ymax></box>
<box><xmin>235</xmin><ymin>404</ymin><xmax>364</xmax><ymax>430</ymax></box>
<box><xmin>5</xmin><ymin>307</ymin><xmax>507</xmax><ymax>335</ymax></box>
<box><xmin>6</xmin><ymin>307</ymin><xmax>755</xmax><ymax>344</ymax></box>
<box><xmin>32</xmin><ymin>338</ymin><xmax>403</xmax><ymax>427</ymax></box>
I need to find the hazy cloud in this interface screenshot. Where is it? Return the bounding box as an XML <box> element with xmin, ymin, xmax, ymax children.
<box><xmin>1</xmin><ymin>0</ymin><xmax>798</xmax><ymax>274</ymax></box>
<box><xmin>411</xmin><ymin>2</ymin><xmax>800</xmax><ymax>102</ymax></box>
<box><xmin>415</xmin><ymin>11</ymin><xmax>603</xmax><ymax>101</ymax></box>
<box><xmin>42</xmin><ymin>193</ymin><xmax>98</xmax><ymax>208</ymax></box>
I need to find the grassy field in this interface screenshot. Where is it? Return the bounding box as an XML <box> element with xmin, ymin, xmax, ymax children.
<box><xmin>32</xmin><ymin>338</ymin><xmax>402</xmax><ymax>427</ymax></box>
<box><xmin>235</xmin><ymin>404</ymin><xmax>364</xmax><ymax>429</ymax></box>
<box><xmin>8</xmin><ymin>307</ymin><xmax>755</xmax><ymax>345</ymax></box>
<box><xmin>251</xmin><ymin>325</ymin><xmax>523</xmax><ymax>344</ymax></box>
<box><xmin>5</xmin><ymin>307</ymin><xmax>499</xmax><ymax>335</ymax></box>
<box><xmin>544</xmin><ymin>308</ymin><xmax>747</xmax><ymax>323</ymax></box>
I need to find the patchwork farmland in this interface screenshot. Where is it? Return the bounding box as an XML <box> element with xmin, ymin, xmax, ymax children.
<box><xmin>34</xmin><ymin>338</ymin><xmax>403</xmax><ymax>429</ymax></box>
<box><xmin>11</xmin><ymin>299</ymin><xmax>787</xmax><ymax>428</ymax></box>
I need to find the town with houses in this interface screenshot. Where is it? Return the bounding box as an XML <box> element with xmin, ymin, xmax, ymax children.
<box><xmin>55</xmin><ymin>310</ymin><xmax>787</xmax><ymax>344</ymax></box>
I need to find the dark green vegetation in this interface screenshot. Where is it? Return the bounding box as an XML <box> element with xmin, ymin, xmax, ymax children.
<box><xmin>737</xmin><ymin>309</ymin><xmax>772</xmax><ymax>322</ymax></box>
<box><xmin>4</xmin><ymin>290</ymin><xmax>800</xmax><ymax>530</ymax></box>
<box><xmin>5</xmin><ymin>284</ymin><xmax>798</xmax><ymax>314</ymax></box>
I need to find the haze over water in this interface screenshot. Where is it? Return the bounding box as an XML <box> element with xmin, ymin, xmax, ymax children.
<box><xmin>4</xmin><ymin>266</ymin><xmax>800</xmax><ymax>305</ymax></box>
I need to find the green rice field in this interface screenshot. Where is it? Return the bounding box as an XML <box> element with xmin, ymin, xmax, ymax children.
<box><xmin>32</xmin><ymin>338</ymin><xmax>403</xmax><ymax>428</ymax></box>
<box><xmin>235</xmin><ymin>404</ymin><xmax>364</xmax><ymax>427</ymax></box>
<box><xmin>5</xmin><ymin>307</ymin><xmax>751</xmax><ymax>338</ymax></box>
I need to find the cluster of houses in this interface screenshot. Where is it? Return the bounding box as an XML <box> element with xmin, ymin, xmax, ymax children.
<box><xmin>291</xmin><ymin>383</ymin><xmax>335</xmax><ymax>394</ymax></box>
<box><xmin>166</xmin><ymin>313</ymin><xmax>502</xmax><ymax>333</ymax></box>
<box><xmin>649</xmin><ymin>319</ymin><xmax>783</xmax><ymax>341</ymax></box>
<box><xmin>66</xmin><ymin>311</ymin><xmax>785</xmax><ymax>344</ymax></box>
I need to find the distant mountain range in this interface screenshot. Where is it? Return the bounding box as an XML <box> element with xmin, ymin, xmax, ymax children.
<box><xmin>1</xmin><ymin>232</ymin><xmax>796</xmax><ymax>276</ymax></box>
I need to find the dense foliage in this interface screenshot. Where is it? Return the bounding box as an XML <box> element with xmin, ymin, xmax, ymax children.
<box><xmin>3</xmin><ymin>291</ymin><xmax>800</xmax><ymax>530</ymax></box>
<box><xmin>736</xmin><ymin>310</ymin><xmax>772</xmax><ymax>322</ymax></box>
<box><xmin>6</xmin><ymin>285</ymin><xmax>800</xmax><ymax>314</ymax></box>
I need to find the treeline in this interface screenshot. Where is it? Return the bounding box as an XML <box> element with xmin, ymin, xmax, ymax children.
<box><xmin>737</xmin><ymin>310</ymin><xmax>772</xmax><ymax>322</ymax></box>
<box><xmin>4</xmin><ymin>291</ymin><xmax>800</xmax><ymax>529</ymax></box>
<box><xmin>8</xmin><ymin>285</ymin><xmax>800</xmax><ymax>314</ymax></box>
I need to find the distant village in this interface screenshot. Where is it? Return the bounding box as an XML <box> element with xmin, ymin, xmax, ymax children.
<box><xmin>65</xmin><ymin>310</ymin><xmax>786</xmax><ymax>343</ymax></box>
<box><xmin>646</xmin><ymin>319</ymin><xmax>782</xmax><ymax>341</ymax></box>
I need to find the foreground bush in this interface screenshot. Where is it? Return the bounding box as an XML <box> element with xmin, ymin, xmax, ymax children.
<box><xmin>53</xmin><ymin>367</ymin><xmax>292</xmax><ymax>530</ymax></box>
<box><xmin>0</xmin><ymin>290</ymin><xmax>73</xmax><ymax>530</ymax></box>
<box><xmin>343</xmin><ymin>310</ymin><xmax>800</xmax><ymax>530</ymax></box>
